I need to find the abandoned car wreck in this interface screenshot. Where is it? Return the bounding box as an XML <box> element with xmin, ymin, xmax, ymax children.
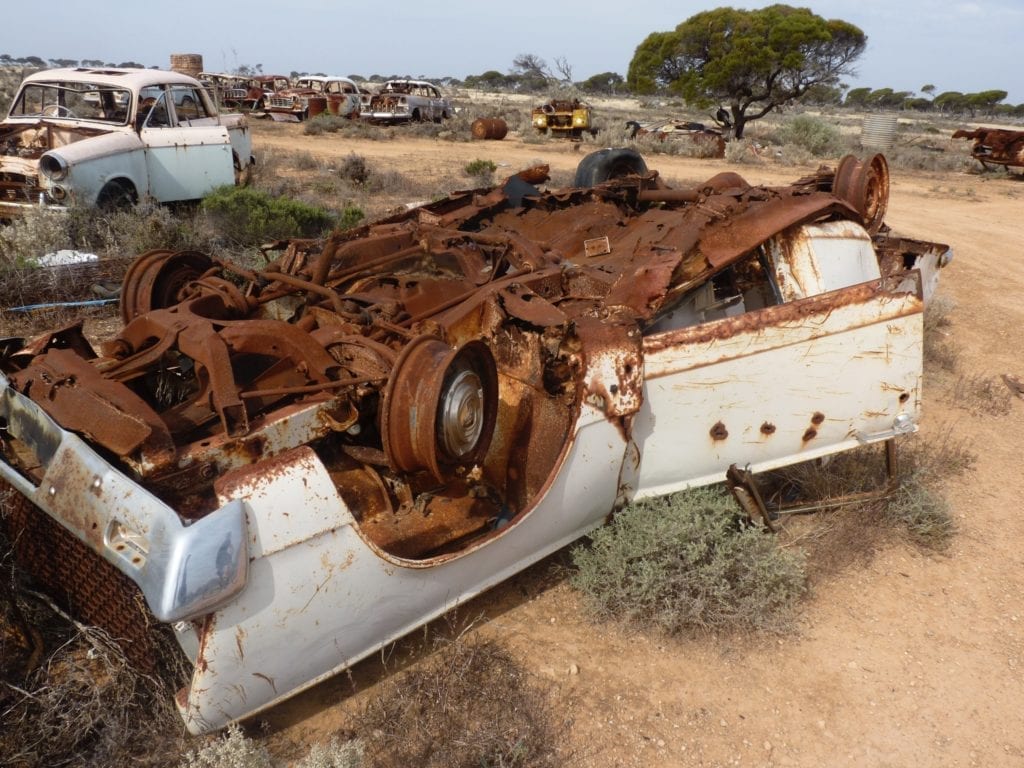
<box><xmin>0</xmin><ymin>150</ymin><xmax>950</xmax><ymax>733</ymax></box>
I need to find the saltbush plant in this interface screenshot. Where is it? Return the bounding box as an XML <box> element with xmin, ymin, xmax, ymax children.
<box><xmin>463</xmin><ymin>158</ymin><xmax>497</xmax><ymax>183</ymax></box>
<box><xmin>571</xmin><ymin>487</ymin><xmax>807</xmax><ymax>634</ymax></box>
<box><xmin>773</xmin><ymin>114</ymin><xmax>844</xmax><ymax>157</ymax></box>
<box><xmin>200</xmin><ymin>186</ymin><xmax>340</xmax><ymax>245</ymax></box>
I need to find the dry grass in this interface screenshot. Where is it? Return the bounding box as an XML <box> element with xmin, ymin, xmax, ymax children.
<box><xmin>0</xmin><ymin>589</ymin><xmax>187</xmax><ymax>768</ymax></box>
<box><xmin>351</xmin><ymin>632</ymin><xmax>560</xmax><ymax>768</ymax></box>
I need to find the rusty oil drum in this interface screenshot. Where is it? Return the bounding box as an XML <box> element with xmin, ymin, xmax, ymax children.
<box><xmin>471</xmin><ymin>118</ymin><xmax>508</xmax><ymax>140</ymax></box>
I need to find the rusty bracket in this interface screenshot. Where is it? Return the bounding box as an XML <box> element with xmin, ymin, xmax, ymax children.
<box><xmin>726</xmin><ymin>439</ymin><xmax>900</xmax><ymax>530</ymax></box>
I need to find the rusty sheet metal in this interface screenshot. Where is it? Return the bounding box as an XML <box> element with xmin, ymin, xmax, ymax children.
<box><xmin>953</xmin><ymin>127</ymin><xmax>1024</xmax><ymax>169</ymax></box>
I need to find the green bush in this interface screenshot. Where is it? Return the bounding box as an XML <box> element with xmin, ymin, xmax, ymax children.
<box><xmin>571</xmin><ymin>487</ymin><xmax>807</xmax><ymax>634</ymax></box>
<box><xmin>463</xmin><ymin>158</ymin><xmax>497</xmax><ymax>180</ymax></box>
<box><xmin>201</xmin><ymin>186</ymin><xmax>338</xmax><ymax>245</ymax></box>
<box><xmin>774</xmin><ymin>114</ymin><xmax>843</xmax><ymax>157</ymax></box>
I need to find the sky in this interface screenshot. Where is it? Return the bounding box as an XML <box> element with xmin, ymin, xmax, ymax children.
<box><xmin>1</xmin><ymin>0</ymin><xmax>1020</xmax><ymax>104</ymax></box>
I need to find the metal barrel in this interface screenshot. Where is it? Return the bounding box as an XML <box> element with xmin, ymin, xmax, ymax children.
<box><xmin>861</xmin><ymin>114</ymin><xmax>898</xmax><ymax>150</ymax></box>
<box><xmin>471</xmin><ymin>118</ymin><xmax>508</xmax><ymax>140</ymax></box>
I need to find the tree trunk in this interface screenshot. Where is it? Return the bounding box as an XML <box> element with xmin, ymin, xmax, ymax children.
<box><xmin>729</xmin><ymin>104</ymin><xmax>746</xmax><ymax>139</ymax></box>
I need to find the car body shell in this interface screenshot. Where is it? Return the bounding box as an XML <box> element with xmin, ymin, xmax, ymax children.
<box><xmin>360</xmin><ymin>79</ymin><xmax>452</xmax><ymax>123</ymax></box>
<box><xmin>266</xmin><ymin>76</ymin><xmax>360</xmax><ymax>121</ymax></box>
<box><xmin>532</xmin><ymin>98</ymin><xmax>595</xmax><ymax>139</ymax></box>
<box><xmin>219</xmin><ymin>75</ymin><xmax>291</xmax><ymax>111</ymax></box>
<box><xmin>0</xmin><ymin>154</ymin><xmax>950</xmax><ymax>734</ymax></box>
<box><xmin>0</xmin><ymin>67</ymin><xmax>253</xmax><ymax>217</ymax></box>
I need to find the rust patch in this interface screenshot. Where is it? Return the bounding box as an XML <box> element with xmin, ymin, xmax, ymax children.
<box><xmin>760</xmin><ymin>422</ymin><xmax>776</xmax><ymax>435</ymax></box>
<box><xmin>710</xmin><ymin>421</ymin><xmax>729</xmax><ymax>441</ymax></box>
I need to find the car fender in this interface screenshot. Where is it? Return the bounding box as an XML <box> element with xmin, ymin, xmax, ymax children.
<box><xmin>40</xmin><ymin>132</ymin><xmax>146</xmax><ymax>206</ymax></box>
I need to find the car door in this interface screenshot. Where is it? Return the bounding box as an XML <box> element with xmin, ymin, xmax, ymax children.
<box><xmin>627</xmin><ymin>221</ymin><xmax>925</xmax><ymax>501</ymax></box>
<box><xmin>139</xmin><ymin>86</ymin><xmax>234</xmax><ymax>202</ymax></box>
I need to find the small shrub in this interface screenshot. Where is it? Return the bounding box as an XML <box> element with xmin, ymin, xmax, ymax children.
<box><xmin>78</xmin><ymin>201</ymin><xmax>209</xmax><ymax>258</ymax></box>
<box><xmin>767</xmin><ymin>428</ymin><xmax>973</xmax><ymax>556</ymax></box>
<box><xmin>463</xmin><ymin>158</ymin><xmax>497</xmax><ymax>181</ymax></box>
<box><xmin>178</xmin><ymin>724</ymin><xmax>274</xmax><ymax>768</ymax></box>
<box><xmin>303</xmin><ymin>115</ymin><xmax>393</xmax><ymax>141</ymax></box>
<box><xmin>772</xmin><ymin>142</ymin><xmax>815</xmax><ymax>166</ymax></box>
<box><xmin>0</xmin><ymin>208</ymin><xmax>73</xmax><ymax>266</ymax></box>
<box><xmin>773</xmin><ymin>114</ymin><xmax>843</xmax><ymax>157</ymax></box>
<box><xmin>293</xmin><ymin>151</ymin><xmax>323</xmax><ymax>171</ymax></box>
<box><xmin>295</xmin><ymin>737</ymin><xmax>365</xmax><ymax>768</ymax></box>
<box><xmin>885</xmin><ymin>475</ymin><xmax>955</xmax><ymax>551</ymax></box>
<box><xmin>724</xmin><ymin>138</ymin><xmax>765</xmax><ymax>165</ymax></box>
<box><xmin>571</xmin><ymin>487</ymin><xmax>807</xmax><ymax>634</ymax></box>
<box><xmin>201</xmin><ymin>186</ymin><xmax>337</xmax><ymax>245</ymax></box>
<box><xmin>885</xmin><ymin>144</ymin><xmax>976</xmax><ymax>173</ymax></box>
<box><xmin>337</xmin><ymin>153</ymin><xmax>370</xmax><ymax>185</ymax></box>
<box><xmin>337</xmin><ymin>204</ymin><xmax>366</xmax><ymax>231</ymax></box>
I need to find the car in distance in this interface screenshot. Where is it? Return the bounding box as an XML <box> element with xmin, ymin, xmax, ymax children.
<box><xmin>359</xmin><ymin>78</ymin><xmax>452</xmax><ymax>123</ymax></box>
<box><xmin>531</xmin><ymin>98</ymin><xmax>596</xmax><ymax>139</ymax></box>
<box><xmin>0</xmin><ymin>149</ymin><xmax>950</xmax><ymax>734</ymax></box>
<box><xmin>218</xmin><ymin>75</ymin><xmax>291</xmax><ymax>112</ymax></box>
<box><xmin>0</xmin><ymin>67</ymin><xmax>254</xmax><ymax>217</ymax></box>
<box><xmin>266</xmin><ymin>76</ymin><xmax>361</xmax><ymax>121</ymax></box>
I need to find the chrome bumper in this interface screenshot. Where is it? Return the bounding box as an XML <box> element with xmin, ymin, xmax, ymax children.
<box><xmin>0</xmin><ymin>373</ymin><xmax>248</xmax><ymax>622</ymax></box>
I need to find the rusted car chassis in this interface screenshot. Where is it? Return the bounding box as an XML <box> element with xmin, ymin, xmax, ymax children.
<box><xmin>953</xmin><ymin>127</ymin><xmax>1024</xmax><ymax>170</ymax></box>
<box><xmin>0</xmin><ymin>153</ymin><xmax>949</xmax><ymax>733</ymax></box>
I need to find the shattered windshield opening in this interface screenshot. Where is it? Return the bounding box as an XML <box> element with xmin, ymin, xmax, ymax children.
<box><xmin>10</xmin><ymin>81</ymin><xmax>132</xmax><ymax>125</ymax></box>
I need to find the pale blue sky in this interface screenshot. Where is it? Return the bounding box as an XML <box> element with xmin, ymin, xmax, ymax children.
<box><xmin>2</xmin><ymin>1</ymin><xmax>1020</xmax><ymax>103</ymax></box>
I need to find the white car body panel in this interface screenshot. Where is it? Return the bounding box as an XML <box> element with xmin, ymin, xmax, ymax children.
<box><xmin>182</xmin><ymin>412</ymin><xmax>624</xmax><ymax>731</ymax></box>
<box><xmin>141</xmin><ymin>124</ymin><xmax>235</xmax><ymax>201</ymax></box>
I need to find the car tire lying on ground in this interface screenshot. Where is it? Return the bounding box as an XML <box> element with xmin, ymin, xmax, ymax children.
<box><xmin>574</xmin><ymin>147</ymin><xmax>648</xmax><ymax>187</ymax></box>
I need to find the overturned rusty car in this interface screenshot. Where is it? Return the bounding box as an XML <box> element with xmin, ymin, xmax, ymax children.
<box><xmin>0</xmin><ymin>149</ymin><xmax>950</xmax><ymax>733</ymax></box>
<box><xmin>952</xmin><ymin>126</ymin><xmax>1024</xmax><ymax>170</ymax></box>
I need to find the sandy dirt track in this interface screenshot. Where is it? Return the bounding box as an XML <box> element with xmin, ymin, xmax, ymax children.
<box><xmin>214</xmin><ymin>125</ymin><xmax>1024</xmax><ymax>766</ymax></box>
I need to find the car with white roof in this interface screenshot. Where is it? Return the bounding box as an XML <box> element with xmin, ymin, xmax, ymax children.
<box><xmin>360</xmin><ymin>79</ymin><xmax>452</xmax><ymax>123</ymax></box>
<box><xmin>0</xmin><ymin>67</ymin><xmax>254</xmax><ymax>217</ymax></box>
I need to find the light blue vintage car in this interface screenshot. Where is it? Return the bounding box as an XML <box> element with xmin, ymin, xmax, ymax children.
<box><xmin>0</xmin><ymin>67</ymin><xmax>254</xmax><ymax>218</ymax></box>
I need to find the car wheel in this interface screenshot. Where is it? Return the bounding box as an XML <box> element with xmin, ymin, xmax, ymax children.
<box><xmin>96</xmin><ymin>180</ymin><xmax>138</xmax><ymax>210</ymax></box>
<box><xmin>573</xmin><ymin>148</ymin><xmax>648</xmax><ymax>188</ymax></box>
